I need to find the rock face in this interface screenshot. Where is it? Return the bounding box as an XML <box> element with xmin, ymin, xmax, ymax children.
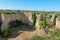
<box><xmin>24</xmin><ymin>12</ymin><xmax>33</xmax><ymax>26</ymax></box>
<box><xmin>1</xmin><ymin>12</ymin><xmax>33</xmax><ymax>29</ymax></box>
<box><xmin>35</xmin><ymin>14</ymin><xmax>42</xmax><ymax>28</ymax></box>
<box><xmin>50</xmin><ymin>14</ymin><xmax>56</xmax><ymax>26</ymax></box>
<box><xmin>0</xmin><ymin>12</ymin><xmax>58</xmax><ymax>29</ymax></box>
<box><xmin>56</xmin><ymin>18</ymin><xmax>60</xmax><ymax>28</ymax></box>
<box><xmin>0</xmin><ymin>14</ymin><xmax>2</xmax><ymax>28</ymax></box>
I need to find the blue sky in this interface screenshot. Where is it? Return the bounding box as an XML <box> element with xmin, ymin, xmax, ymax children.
<box><xmin>0</xmin><ymin>0</ymin><xmax>60</xmax><ymax>11</ymax></box>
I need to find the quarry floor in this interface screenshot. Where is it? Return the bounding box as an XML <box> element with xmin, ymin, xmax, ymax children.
<box><xmin>0</xmin><ymin>26</ymin><xmax>56</xmax><ymax>40</ymax></box>
<box><xmin>0</xmin><ymin>26</ymin><xmax>43</xmax><ymax>40</ymax></box>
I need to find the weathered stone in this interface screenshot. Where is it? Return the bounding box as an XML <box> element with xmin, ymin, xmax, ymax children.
<box><xmin>1</xmin><ymin>12</ymin><xmax>34</xmax><ymax>29</ymax></box>
<box><xmin>28</xmin><ymin>12</ymin><xmax>33</xmax><ymax>26</ymax></box>
<box><xmin>35</xmin><ymin>14</ymin><xmax>42</xmax><ymax>28</ymax></box>
<box><xmin>55</xmin><ymin>18</ymin><xmax>60</xmax><ymax>28</ymax></box>
<box><xmin>50</xmin><ymin>14</ymin><xmax>56</xmax><ymax>26</ymax></box>
<box><xmin>24</xmin><ymin>12</ymin><xmax>33</xmax><ymax>26</ymax></box>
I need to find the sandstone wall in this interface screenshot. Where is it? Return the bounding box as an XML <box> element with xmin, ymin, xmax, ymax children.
<box><xmin>35</xmin><ymin>14</ymin><xmax>42</xmax><ymax>28</ymax></box>
<box><xmin>50</xmin><ymin>14</ymin><xmax>56</xmax><ymax>26</ymax></box>
<box><xmin>56</xmin><ymin>18</ymin><xmax>60</xmax><ymax>28</ymax></box>
<box><xmin>1</xmin><ymin>12</ymin><xmax>33</xmax><ymax>29</ymax></box>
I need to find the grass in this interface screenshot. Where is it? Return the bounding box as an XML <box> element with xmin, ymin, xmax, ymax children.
<box><xmin>30</xmin><ymin>29</ymin><xmax>60</xmax><ymax>40</ymax></box>
<box><xmin>58</xmin><ymin>18</ymin><xmax>60</xmax><ymax>21</ymax></box>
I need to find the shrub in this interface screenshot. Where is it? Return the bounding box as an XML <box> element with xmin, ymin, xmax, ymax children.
<box><xmin>47</xmin><ymin>24</ymin><xmax>52</xmax><ymax>28</ymax></box>
<box><xmin>40</xmin><ymin>21</ymin><xmax>52</xmax><ymax>29</ymax></box>
<box><xmin>40</xmin><ymin>15</ymin><xmax>46</xmax><ymax>29</ymax></box>
<box><xmin>9</xmin><ymin>20</ymin><xmax>23</xmax><ymax>27</ymax></box>
<box><xmin>40</xmin><ymin>21</ymin><xmax>46</xmax><ymax>29</ymax></box>
<box><xmin>1</xmin><ymin>28</ymin><xmax>10</xmax><ymax>37</ymax></box>
<box><xmin>40</xmin><ymin>14</ymin><xmax>52</xmax><ymax>29</ymax></box>
<box><xmin>32</xmin><ymin>12</ymin><xmax>36</xmax><ymax>26</ymax></box>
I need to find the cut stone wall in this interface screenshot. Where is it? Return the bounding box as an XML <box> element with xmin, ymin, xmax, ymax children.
<box><xmin>35</xmin><ymin>14</ymin><xmax>42</xmax><ymax>28</ymax></box>
<box><xmin>0</xmin><ymin>12</ymin><xmax>58</xmax><ymax>29</ymax></box>
<box><xmin>1</xmin><ymin>12</ymin><xmax>33</xmax><ymax>29</ymax></box>
<box><xmin>56</xmin><ymin>18</ymin><xmax>60</xmax><ymax>28</ymax></box>
<box><xmin>50</xmin><ymin>14</ymin><xmax>56</xmax><ymax>26</ymax></box>
<box><xmin>24</xmin><ymin>12</ymin><xmax>33</xmax><ymax>26</ymax></box>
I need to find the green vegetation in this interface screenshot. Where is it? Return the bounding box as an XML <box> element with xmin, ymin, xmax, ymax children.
<box><xmin>58</xmin><ymin>18</ymin><xmax>60</xmax><ymax>21</ymax></box>
<box><xmin>46</xmin><ymin>15</ymin><xmax>52</xmax><ymax>20</ymax></box>
<box><xmin>39</xmin><ymin>15</ymin><xmax>46</xmax><ymax>29</ymax></box>
<box><xmin>51</xmin><ymin>29</ymin><xmax>60</xmax><ymax>40</ymax></box>
<box><xmin>40</xmin><ymin>21</ymin><xmax>46</xmax><ymax>29</ymax></box>
<box><xmin>0</xmin><ymin>10</ymin><xmax>16</xmax><ymax>14</ymax></box>
<box><xmin>30</xmin><ymin>35</ymin><xmax>48</xmax><ymax>40</ymax></box>
<box><xmin>31</xmin><ymin>35</ymin><xmax>47</xmax><ymax>40</ymax></box>
<box><xmin>0</xmin><ymin>10</ymin><xmax>60</xmax><ymax>38</ymax></box>
<box><xmin>40</xmin><ymin>14</ymin><xmax>52</xmax><ymax>29</ymax></box>
<box><xmin>32</xmin><ymin>12</ymin><xmax>36</xmax><ymax>26</ymax></box>
<box><xmin>1</xmin><ymin>28</ymin><xmax>10</xmax><ymax>37</ymax></box>
<box><xmin>30</xmin><ymin>29</ymin><xmax>60</xmax><ymax>40</ymax></box>
<box><xmin>9</xmin><ymin>20</ymin><xmax>23</xmax><ymax>28</ymax></box>
<box><xmin>47</xmin><ymin>24</ymin><xmax>52</xmax><ymax>28</ymax></box>
<box><xmin>0</xmin><ymin>20</ymin><xmax>24</xmax><ymax>37</ymax></box>
<box><xmin>0</xmin><ymin>10</ymin><xmax>60</xmax><ymax>15</ymax></box>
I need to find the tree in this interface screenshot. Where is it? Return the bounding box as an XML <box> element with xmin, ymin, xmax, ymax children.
<box><xmin>32</xmin><ymin>12</ymin><xmax>36</xmax><ymax>26</ymax></box>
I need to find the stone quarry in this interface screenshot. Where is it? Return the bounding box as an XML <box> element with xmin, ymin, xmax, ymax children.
<box><xmin>0</xmin><ymin>11</ymin><xmax>59</xmax><ymax>29</ymax></box>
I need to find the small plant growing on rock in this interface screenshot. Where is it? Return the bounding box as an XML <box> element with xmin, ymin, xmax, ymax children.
<box><xmin>1</xmin><ymin>28</ymin><xmax>10</xmax><ymax>37</ymax></box>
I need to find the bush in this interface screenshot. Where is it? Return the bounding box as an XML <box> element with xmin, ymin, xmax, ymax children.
<box><xmin>40</xmin><ymin>21</ymin><xmax>46</xmax><ymax>29</ymax></box>
<box><xmin>40</xmin><ymin>14</ymin><xmax>52</xmax><ymax>29</ymax></box>
<box><xmin>32</xmin><ymin>12</ymin><xmax>36</xmax><ymax>26</ymax></box>
<box><xmin>9</xmin><ymin>20</ymin><xmax>23</xmax><ymax>27</ymax></box>
<box><xmin>47</xmin><ymin>24</ymin><xmax>52</xmax><ymax>28</ymax></box>
<box><xmin>1</xmin><ymin>28</ymin><xmax>10</xmax><ymax>37</ymax></box>
<box><xmin>40</xmin><ymin>15</ymin><xmax>46</xmax><ymax>29</ymax></box>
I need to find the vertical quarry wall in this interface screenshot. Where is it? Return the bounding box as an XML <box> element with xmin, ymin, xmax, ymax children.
<box><xmin>1</xmin><ymin>12</ymin><xmax>33</xmax><ymax>29</ymax></box>
<box><xmin>0</xmin><ymin>12</ymin><xmax>59</xmax><ymax>29</ymax></box>
<box><xmin>56</xmin><ymin>18</ymin><xmax>60</xmax><ymax>28</ymax></box>
<box><xmin>50</xmin><ymin>14</ymin><xmax>56</xmax><ymax>26</ymax></box>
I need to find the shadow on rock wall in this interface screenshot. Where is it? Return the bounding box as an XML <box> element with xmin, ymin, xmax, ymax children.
<box><xmin>0</xmin><ymin>12</ymin><xmax>36</xmax><ymax>40</ymax></box>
